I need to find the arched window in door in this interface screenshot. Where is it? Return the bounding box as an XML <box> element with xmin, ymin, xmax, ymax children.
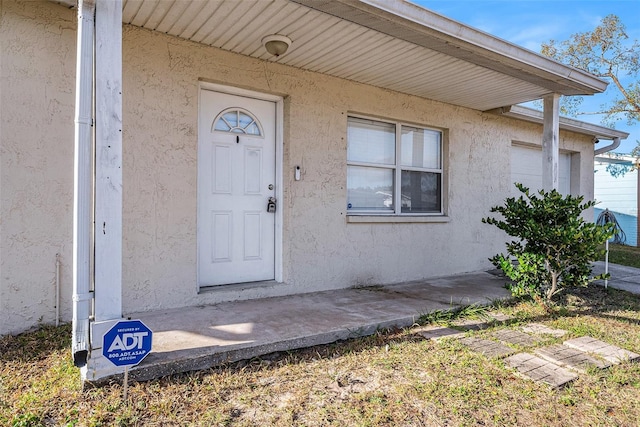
<box><xmin>212</xmin><ymin>108</ymin><xmax>263</xmax><ymax>136</ymax></box>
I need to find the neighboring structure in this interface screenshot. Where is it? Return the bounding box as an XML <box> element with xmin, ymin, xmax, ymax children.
<box><xmin>0</xmin><ymin>0</ymin><xmax>628</xmax><ymax>381</ymax></box>
<box><xmin>594</xmin><ymin>154</ymin><xmax>639</xmax><ymax>246</ymax></box>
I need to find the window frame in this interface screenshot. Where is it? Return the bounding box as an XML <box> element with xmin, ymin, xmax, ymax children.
<box><xmin>212</xmin><ymin>107</ymin><xmax>264</xmax><ymax>137</ymax></box>
<box><xmin>346</xmin><ymin>115</ymin><xmax>445</xmax><ymax>217</ymax></box>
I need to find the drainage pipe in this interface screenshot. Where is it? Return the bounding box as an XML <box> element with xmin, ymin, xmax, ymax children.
<box><xmin>55</xmin><ymin>253</ymin><xmax>61</xmax><ymax>327</ymax></box>
<box><xmin>594</xmin><ymin>137</ymin><xmax>621</xmax><ymax>155</ymax></box>
<box><xmin>72</xmin><ymin>0</ymin><xmax>95</xmax><ymax>368</ymax></box>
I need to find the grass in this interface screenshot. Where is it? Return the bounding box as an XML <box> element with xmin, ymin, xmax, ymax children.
<box><xmin>2</xmin><ymin>286</ymin><xmax>640</xmax><ymax>426</ymax></box>
<box><xmin>602</xmin><ymin>243</ymin><xmax>640</xmax><ymax>268</ymax></box>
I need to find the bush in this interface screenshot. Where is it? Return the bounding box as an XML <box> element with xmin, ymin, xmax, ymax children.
<box><xmin>483</xmin><ymin>183</ymin><xmax>614</xmax><ymax>301</ymax></box>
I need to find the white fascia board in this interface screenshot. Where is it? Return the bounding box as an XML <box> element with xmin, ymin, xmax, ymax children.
<box><xmin>297</xmin><ymin>0</ymin><xmax>607</xmax><ymax>95</ymax></box>
<box><xmin>360</xmin><ymin>0</ymin><xmax>607</xmax><ymax>93</ymax></box>
<box><xmin>500</xmin><ymin>105</ymin><xmax>630</xmax><ymax>140</ymax></box>
<box><xmin>595</xmin><ymin>153</ymin><xmax>639</xmax><ymax>165</ymax></box>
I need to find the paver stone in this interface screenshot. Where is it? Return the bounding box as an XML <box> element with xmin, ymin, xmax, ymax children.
<box><xmin>505</xmin><ymin>353</ymin><xmax>578</xmax><ymax>389</ymax></box>
<box><xmin>521</xmin><ymin>323</ymin><xmax>567</xmax><ymax>337</ymax></box>
<box><xmin>491</xmin><ymin>329</ymin><xmax>537</xmax><ymax>346</ymax></box>
<box><xmin>564</xmin><ymin>337</ymin><xmax>639</xmax><ymax>364</ymax></box>
<box><xmin>535</xmin><ymin>344</ymin><xmax>610</xmax><ymax>372</ymax></box>
<box><xmin>459</xmin><ymin>337</ymin><xmax>515</xmax><ymax>358</ymax></box>
<box><xmin>416</xmin><ymin>327</ymin><xmax>465</xmax><ymax>341</ymax></box>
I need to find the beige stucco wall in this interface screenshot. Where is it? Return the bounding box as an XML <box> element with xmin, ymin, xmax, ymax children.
<box><xmin>1</xmin><ymin>1</ymin><xmax>76</xmax><ymax>335</ymax></box>
<box><xmin>1</xmin><ymin>1</ymin><xmax>595</xmax><ymax>335</ymax></box>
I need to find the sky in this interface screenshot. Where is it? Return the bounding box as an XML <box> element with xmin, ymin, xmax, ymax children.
<box><xmin>412</xmin><ymin>0</ymin><xmax>640</xmax><ymax>154</ymax></box>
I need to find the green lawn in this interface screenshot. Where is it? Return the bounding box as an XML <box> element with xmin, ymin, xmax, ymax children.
<box><xmin>2</xmin><ymin>286</ymin><xmax>640</xmax><ymax>426</ymax></box>
<box><xmin>602</xmin><ymin>243</ymin><xmax>640</xmax><ymax>268</ymax></box>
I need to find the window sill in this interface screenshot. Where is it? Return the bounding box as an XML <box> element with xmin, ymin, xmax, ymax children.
<box><xmin>346</xmin><ymin>215</ymin><xmax>450</xmax><ymax>223</ymax></box>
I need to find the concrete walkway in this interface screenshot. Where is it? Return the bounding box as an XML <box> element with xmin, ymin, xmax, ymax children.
<box><xmin>124</xmin><ymin>272</ymin><xmax>511</xmax><ymax>382</ymax></box>
<box><xmin>592</xmin><ymin>261</ymin><xmax>640</xmax><ymax>294</ymax></box>
<box><xmin>99</xmin><ymin>262</ymin><xmax>639</xmax><ymax>384</ymax></box>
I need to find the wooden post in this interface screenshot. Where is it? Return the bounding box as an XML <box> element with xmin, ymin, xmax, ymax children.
<box><xmin>542</xmin><ymin>93</ymin><xmax>560</xmax><ymax>191</ymax></box>
<box><xmin>94</xmin><ymin>0</ymin><xmax>123</xmax><ymax>321</ymax></box>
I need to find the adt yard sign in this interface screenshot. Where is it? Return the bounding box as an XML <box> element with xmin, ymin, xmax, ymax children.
<box><xmin>103</xmin><ymin>320</ymin><xmax>153</xmax><ymax>367</ymax></box>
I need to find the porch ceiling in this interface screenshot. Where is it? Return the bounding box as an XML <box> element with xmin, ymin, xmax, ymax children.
<box><xmin>61</xmin><ymin>0</ymin><xmax>608</xmax><ymax>111</ymax></box>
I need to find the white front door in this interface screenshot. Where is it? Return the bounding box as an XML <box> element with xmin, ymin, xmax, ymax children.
<box><xmin>198</xmin><ymin>89</ymin><xmax>276</xmax><ymax>286</ymax></box>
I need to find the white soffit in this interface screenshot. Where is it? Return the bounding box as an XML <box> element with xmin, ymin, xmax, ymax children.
<box><xmin>62</xmin><ymin>0</ymin><xmax>608</xmax><ymax>112</ymax></box>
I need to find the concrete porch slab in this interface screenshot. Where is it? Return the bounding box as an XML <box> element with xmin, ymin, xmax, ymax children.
<box><xmin>105</xmin><ymin>272</ymin><xmax>510</xmax><ymax>383</ymax></box>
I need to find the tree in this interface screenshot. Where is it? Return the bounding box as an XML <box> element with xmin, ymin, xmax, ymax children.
<box><xmin>483</xmin><ymin>184</ymin><xmax>613</xmax><ymax>303</ymax></box>
<box><xmin>541</xmin><ymin>15</ymin><xmax>639</xmax><ymax>130</ymax></box>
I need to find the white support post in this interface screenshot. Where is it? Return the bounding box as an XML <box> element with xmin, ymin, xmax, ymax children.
<box><xmin>72</xmin><ymin>0</ymin><xmax>95</xmax><ymax>368</ymax></box>
<box><xmin>637</xmin><ymin>160</ymin><xmax>640</xmax><ymax>247</ymax></box>
<box><xmin>542</xmin><ymin>93</ymin><xmax>560</xmax><ymax>191</ymax></box>
<box><xmin>94</xmin><ymin>0</ymin><xmax>123</xmax><ymax>321</ymax></box>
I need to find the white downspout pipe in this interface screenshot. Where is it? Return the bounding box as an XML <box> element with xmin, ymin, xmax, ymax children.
<box><xmin>72</xmin><ymin>0</ymin><xmax>95</xmax><ymax>368</ymax></box>
<box><xmin>594</xmin><ymin>137</ymin><xmax>621</xmax><ymax>155</ymax></box>
<box><xmin>55</xmin><ymin>254</ymin><xmax>61</xmax><ymax>327</ymax></box>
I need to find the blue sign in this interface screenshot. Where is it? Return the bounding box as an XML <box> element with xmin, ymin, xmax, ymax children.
<box><xmin>102</xmin><ymin>320</ymin><xmax>153</xmax><ymax>367</ymax></box>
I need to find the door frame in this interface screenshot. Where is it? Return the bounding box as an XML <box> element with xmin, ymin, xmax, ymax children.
<box><xmin>197</xmin><ymin>81</ymin><xmax>284</xmax><ymax>289</ymax></box>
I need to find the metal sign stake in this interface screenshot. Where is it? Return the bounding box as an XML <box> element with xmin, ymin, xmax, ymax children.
<box><xmin>102</xmin><ymin>319</ymin><xmax>153</xmax><ymax>404</ymax></box>
<box><xmin>123</xmin><ymin>366</ymin><xmax>129</xmax><ymax>402</ymax></box>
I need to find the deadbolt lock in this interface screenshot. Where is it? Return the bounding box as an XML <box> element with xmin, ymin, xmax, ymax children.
<box><xmin>267</xmin><ymin>197</ymin><xmax>277</xmax><ymax>213</ymax></box>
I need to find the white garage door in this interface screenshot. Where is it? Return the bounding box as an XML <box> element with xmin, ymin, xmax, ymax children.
<box><xmin>511</xmin><ymin>145</ymin><xmax>571</xmax><ymax>196</ymax></box>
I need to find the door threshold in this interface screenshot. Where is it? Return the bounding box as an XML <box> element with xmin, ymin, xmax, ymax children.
<box><xmin>198</xmin><ymin>280</ymin><xmax>280</xmax><ymax>294</ymax></box>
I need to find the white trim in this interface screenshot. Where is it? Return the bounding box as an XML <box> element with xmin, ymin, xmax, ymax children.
<box><xmin>199</xmin><ymin>81</ymin><xmax>283</xmax><ymax>104</ymax></box>
<box><xmin>346</xmin><ymin>114</ymin><xmax>445</xmax><ymax>216</ymax></box>
<box><xmin>494</xmin><ymin>105</ymin><xmax>629</xmax><ymax>140</ymax></box>
<box><xmin>542</xmin><ymin>94</ymin><xmax>560</xmax><ymax>191</ymax></box>
<box><xmin>347</xmin><ymin>215</ymin><xmax>450</xmax><ymax>223</ymax></box>
<box><xmin>72</xmin><ymin>0</ymin><xmax>95</xmax><ymax>368</ymax></box>
<box><xmin>212</xmin><ymin>107</ymin><xmax>265</xmax><ymax>136</ymax></box>
<box><xmin>94</xmin><ymin>0</ymin><xmax>123</xmax><ymax>321</ymax></box>
<box><xmin>197</xmin><ymin>82</ymin><xmax>284</xmax><ymax>285</ymax></box>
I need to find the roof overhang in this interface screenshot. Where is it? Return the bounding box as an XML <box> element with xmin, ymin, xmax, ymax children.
<box><xmin>53</xmin><ymin>0</ymin><xmax>608</xmax><ymax>112</ymax></box>
<box><xmin>595</xmin><ymin>153</ymin><xmax>639</xmax><ymax>166</ymax></box>
<box><xmin>489</xmin><ymin>105</ymin><xmax>629</xmax><ymax>141</ymax></box>
<box><xmin>293</xmin><ymin>0</ymin><xmax>607</xmax><ymax>96</ymax></box>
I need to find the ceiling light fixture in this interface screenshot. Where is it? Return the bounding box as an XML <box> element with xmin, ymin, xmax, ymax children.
<box><xmin>262</xmin><ymin>34</ymin><xmax>292</xmax><ymax>57</ymax></box>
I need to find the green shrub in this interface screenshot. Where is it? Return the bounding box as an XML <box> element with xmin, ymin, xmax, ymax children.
<box><xmin>483</xmin><ymin>183</ymin><xmax>614</xmax><ymax>301</ymax></box>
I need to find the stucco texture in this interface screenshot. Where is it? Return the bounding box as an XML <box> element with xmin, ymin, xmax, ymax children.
<box><xmin>1</xmin><ymin>1</ymin><xmax>76</xmax><ymax>335</ymax></box>
<box><xmin>1</xmin><ymin>1</ymin><xmax>595</xmax><ymax>335</ymax></box>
